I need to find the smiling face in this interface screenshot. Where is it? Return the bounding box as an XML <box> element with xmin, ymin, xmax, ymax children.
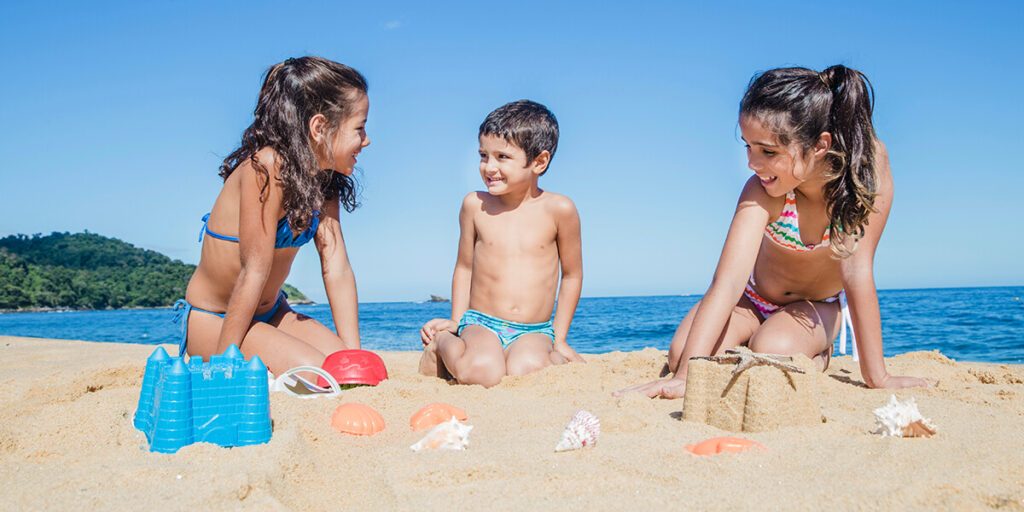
<box><xmin>314</xmin><ymin>93</ymin><xmax>371</xmax><ymax>175</ymax></box>
<box><xmin>740</xmin><ymin>115</ymin><xmax>826</xmax><ymax>197</ymax></box>
<box><xmin>478</xmin><ymin>134</ymin><xmax>548</xmax><ymax>196</ymax></box>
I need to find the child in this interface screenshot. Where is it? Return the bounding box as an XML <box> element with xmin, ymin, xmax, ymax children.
<box><xmin>174</xmin><ymin>56</ymin><xmax>369</xmax><ymax>374</ymax></box>
<box><xmin>617</xmin><ymin>65</ymin><xmax>928</xmax><ymax>399</ymax></box>
<box><xmin>418</xmin><ymin>100</ymin><xmax>585</xmax><ymax>387</ymax></box>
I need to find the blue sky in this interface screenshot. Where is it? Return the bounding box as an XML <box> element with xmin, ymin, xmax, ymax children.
<box><xmin>1</xmin><ymin>1</ymin><xmax>1021</xmax><ymax>302</ymax></box>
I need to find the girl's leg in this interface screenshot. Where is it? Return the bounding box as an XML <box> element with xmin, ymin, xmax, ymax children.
<box><xmin>504</xmin><ymin>334</ymin><xmax>558</xmax><ymax>376</ymax></box>
<box><xmin>666</xmin><ymin>297</ymin><xmax>762</xmax><ymax>374</ymax></box>
<box><xmin>185</xmin><ymin>311</ymin><xmax>334</xmax><ymax>375</ymax></box>
<box><xmin>269</xmin><ymin>303</ymin><xmax>353</xmax><ymax>358</ymax></box>
<box><xmin>748</xmin><ymin>300</ymin><xmax>842</xmax><ymax>370</ymax></box>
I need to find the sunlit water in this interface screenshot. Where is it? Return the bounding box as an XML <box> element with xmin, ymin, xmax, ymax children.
<box><xmin>1</xmin><ymin>287</ymin><xmax>1021</xmax><ymax>363</ymax></box>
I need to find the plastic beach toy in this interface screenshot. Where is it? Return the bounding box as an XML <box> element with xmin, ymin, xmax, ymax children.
<box><xmin>317</xmin><ymin>349</ymin><xmax>389</xmax><ymax>388</ymax></box>
<box><xmin>685</xmin><ymin>436</ymin><xmax>765</xmax><ymax>456</ymax></box>
<box><xmin>134</xmin><ymin>345</ymin><xmax>272</xmax><ymax>454</ymax></box>
<box><xmin>270</xmin><ymin>366</ymin><xmax>342</xmax><ymax>399</ymax></box>
<box><xmin>409</xmin><ymin>403</ymin><xmax>468</xmax><ymax>431</ymax></box>
<box><xmin>331</xmin><ymin>402</ymin><xmax>386</xmax><ymax>436</ymax></box>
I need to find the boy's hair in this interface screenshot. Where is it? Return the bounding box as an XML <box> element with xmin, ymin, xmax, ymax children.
<box><xmin>220</xmin><ymin>56</ymin><xmax>367</xmax><ymax>232</ymax></box>
<box><xmin>479</xmin><ymin>100</ymin><xmax>559</xmax><ymax>175</ymax></box>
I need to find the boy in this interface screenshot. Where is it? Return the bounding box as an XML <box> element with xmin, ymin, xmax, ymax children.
<box><xmin>418</xmin><ymin>100</ymin><xmax>584</xmax><ymax>387</ymax></box>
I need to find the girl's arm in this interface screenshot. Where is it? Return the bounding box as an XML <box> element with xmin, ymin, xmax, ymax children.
<box><xmin>666</xmin><ymin>177</ymin><xmax>772</xmax><ymax>380</ymax></box>
<box><xmin>840</xmin><ymin>142</ymin><xmax>929</xmax><ymax>389</ymax></box>
<box><xmin>551</xmin><ymin>196</ymin><xmax>584</xmax><ymax>362</ymax></box>
<box><xmin>217</xmin><ymin>159</ymin><xmax>281</xmax><ymax>353</ymax></box>
<box><xmin>614</xmin><ymin>178</ymin><xmax>770</xmax><ymax>398</ymax></box>
<box><xmin>314</xmin><ymin>196</ymin><xmax>360</xmax><ymax>349</ymax></box>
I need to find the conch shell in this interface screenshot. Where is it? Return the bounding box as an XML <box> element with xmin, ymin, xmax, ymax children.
<box><xmin>554</xmin><ymin>410</ymin><xmax>600</xmax><ymax>452</ymax></box>
<box><xmin>409</xmin><ymin>403</ymin><xmax>468</xmax><ymax>431</ymax></box>
<box><xmin>331</xmin><ymin>402</ymin><xmax>386</xmax><ymax>436</ymax></box>
<box><xmin>410</xmin><ymin>417</ymin><xmax>473</xmax><ymax>452</ymax></box>
<box><xmin>873</xmin><ymin>395</ymin><xmax>937</xmax><ymax>438</ymax></box>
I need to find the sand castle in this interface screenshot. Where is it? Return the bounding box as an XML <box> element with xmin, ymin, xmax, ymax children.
<box><xmin>682</xmin><ymin>347</ymin><xmax>822</xmax><ymax>432</ymax></box>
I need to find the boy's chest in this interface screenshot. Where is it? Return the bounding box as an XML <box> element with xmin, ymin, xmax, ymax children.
<box><xmin>474</xmin><ymin>213</ymin><xmax>558</xmax><ymax>253</ymax></box>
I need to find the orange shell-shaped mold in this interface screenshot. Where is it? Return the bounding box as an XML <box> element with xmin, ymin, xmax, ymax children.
<box><xmin>685</xmin><ymin>436</ymin><xmax>765</xmax><ymax>456</ymax></box>
<box><xmin>331</xmin><ymin>402</ymin><xmax>386</xmax><ymax>436</ymax></box>
<box><xmin>409</xmin><ymin>403</ymin><xmax>468</xmax><ymax>431</ymax></box>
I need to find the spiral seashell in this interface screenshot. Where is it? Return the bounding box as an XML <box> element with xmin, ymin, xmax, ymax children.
<box><xmin>410</xmin><ymin>417</ymin><xmax>473</xmax><ymax>452</ymax></box>
<box><xmin>554</xmin><ymin>410</ymin><xmax>600</xmax><ymax>452</ymax></box>
<box><xmin>331</xmin><ymin>402</ymin><xmax>386</xmax><ymax>436</ymax></box>
<box><xmin>409</xmin><ymin>403</ymin><xmax>468</xmax><ymax>431</ymax></box>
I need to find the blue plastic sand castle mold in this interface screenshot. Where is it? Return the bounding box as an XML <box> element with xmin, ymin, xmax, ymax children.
<box><xmin>133</xmin><ymin>345</ymin><xmax>271</xmax><ymax>454</ymax></box>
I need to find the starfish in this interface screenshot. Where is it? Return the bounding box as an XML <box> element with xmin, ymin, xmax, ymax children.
<box><xmin>694</xmin><ymin>347</ymin><xmax>806</xmax><ymax>377</ymax></box>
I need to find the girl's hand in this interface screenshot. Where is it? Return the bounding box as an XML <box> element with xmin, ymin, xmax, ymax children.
<box><xmin>420</xmin><ymin>318</ymin><xmax>457</xmax><ymax>346</ymax></box>
<box><xmin>554</xmin><ymin>342</ymin><xmax>586</xmax><ymax>363</ymax></box>
<box><xmin>873</xmin><ymin>374</ymin><xmax>935</xmax><ymax>389</ymax></box>
<box><xmin>613</xmin><ymin>378</ymin><xmax>687</xmax><ymax>399</ymax></box>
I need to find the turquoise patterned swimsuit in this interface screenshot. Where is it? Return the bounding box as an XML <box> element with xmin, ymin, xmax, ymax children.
<box><xmin>457</xmin><ymin>309</ymin><xmax>555</xmax><ymax>348</ymax></box>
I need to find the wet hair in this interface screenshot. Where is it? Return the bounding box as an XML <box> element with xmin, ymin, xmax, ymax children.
<box><xmin>479</xmin><ymin>100</ymin><xmax>559</xmax><ymax>175</ymax></box>
<box><xmin>740</xmin><ymin>65</ymin><xmax>877</xmax><ymax>257</ymax></box>
<box><xmin>220</xmin><ymin>56</ymin><xmax>368</xmax><ymax>231</ymax></box>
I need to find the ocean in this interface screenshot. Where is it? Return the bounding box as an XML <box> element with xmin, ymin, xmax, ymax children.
<box><xmin>1</xmin><ymin>287</ymin><xmax>1021</xmax><ymax>364</ymax></box>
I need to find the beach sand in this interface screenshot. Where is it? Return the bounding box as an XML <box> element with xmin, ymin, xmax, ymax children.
<box><xmin>1</xmin><ymin>336</ymin><xmax>1022</xmax><ymax>511</ymax></box>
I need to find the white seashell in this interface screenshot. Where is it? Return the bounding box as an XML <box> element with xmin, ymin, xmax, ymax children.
<box><xmin>410</xmin><ymin>417</ymin><xmax>473</xmax><ymax>452</ymax></box>
<box><xmin>555</xmin><ymin>410</ymin><xmax>600</xmax><ymax>452</ymax></box>
<box><xmin>873</xmin><ymin>395</ymin><xmax>937</xmax><ymax>438</ymax></box>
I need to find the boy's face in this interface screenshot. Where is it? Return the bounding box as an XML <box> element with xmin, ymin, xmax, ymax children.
<box><xmin>478</xmin><ymin>134</ymin><xmax>548</xmax><ymax>195</ymax></box>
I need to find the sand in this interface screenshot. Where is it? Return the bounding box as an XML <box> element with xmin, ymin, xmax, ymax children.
<box><xmin>1</xmin><ymin>335</ymin><xmax>1022</xmax><ymax>511</ymax></box>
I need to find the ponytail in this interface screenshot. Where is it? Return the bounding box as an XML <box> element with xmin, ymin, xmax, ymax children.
<box><xmin>739</xmin><ymin>65</ymin><xmax>880</xmax><ymax>257</ymax></box>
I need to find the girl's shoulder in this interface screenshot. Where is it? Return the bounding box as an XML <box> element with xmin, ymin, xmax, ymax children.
<box><xmin>739</xmin><ymin>175</ymin><xmax>784</xmax><ymax>220</ymax></box>
<box><xmin>873</xmin><ymin>139</ymin><xmax>894</xmax><ymax>199</ymax></box>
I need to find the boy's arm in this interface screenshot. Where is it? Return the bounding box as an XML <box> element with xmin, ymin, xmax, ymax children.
<box><xmin>840</xmin><ymin>142</ymin><xmax>928</xmax><ymax>389</ymax></box>
<box><xmin>449</xmin><ymin>193</ymin><xmax>477</xmax><ymax>324</ymax></box>
<box><xmin>314</xmin><ymin>196</ymin><xmax>360</xmax><ymax>349</ymax></box>
<box><xmin>421</xmin><ymin>194</ymin><xmax>478</xmax><ymax>344</ymax></box>
<box><xmin>551</xmin><ymin>197</ymin><xmax>584</xmax><ymax>362</ymax></box>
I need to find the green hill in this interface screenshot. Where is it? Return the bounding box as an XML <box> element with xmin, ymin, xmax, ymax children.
<box><xmin>0</xmin><ymin>232</ymin><xmax>310</xmax><ymax>311</ymax></box>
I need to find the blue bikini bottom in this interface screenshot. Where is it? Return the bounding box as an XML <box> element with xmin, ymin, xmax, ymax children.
<box><xmin>171</xmin><ymin>291</ymin><xmax>288</xmax><ymax>356</ymax></box>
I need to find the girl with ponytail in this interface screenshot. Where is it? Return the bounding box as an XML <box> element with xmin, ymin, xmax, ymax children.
<box><xmin>618</xmin><ymin>65</ymin><xmax>928</xmax><ymax>399</ymax></box>
<box><xmin>175</xmin><ymin>56</ymin><xmax>371</xmax><ymax>375</ymax></box>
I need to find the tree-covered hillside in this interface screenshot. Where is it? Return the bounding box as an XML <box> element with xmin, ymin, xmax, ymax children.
<box><xmin>0</xmin><ymin>232</ymin><xmax>309</xmax><ymax>310</ymax></box>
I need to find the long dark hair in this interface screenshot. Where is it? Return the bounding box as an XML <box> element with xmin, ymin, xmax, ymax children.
<box><xmin>740</xmin><ymin>65</ymin><xmax>877</xmax><ymax>257</ymax></box>
<box><xmin>220</xmin><ymin>56</ymin><xmax>368</xmax><ymax>231</ymax></box>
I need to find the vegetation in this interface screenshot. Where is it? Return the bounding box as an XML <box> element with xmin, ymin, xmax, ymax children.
<box><xmin>0</xmin><ymin>232</ymin><xmax>310</xmax><ymax>310</ymax></box>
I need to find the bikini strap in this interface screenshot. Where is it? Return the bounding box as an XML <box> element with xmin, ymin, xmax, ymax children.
<box><xmin>171</xmin><ymin>299</ymin><xmax>192</xmax><ymax>357</ymax></box>
<box><xmin>838</xmin><ymin>291</ymin><xmax>858</xmax><ymax>362</ymax></box>
<box><xmin>199</xmin><ymin>213</ymin><xmax>240</xmax><ymax>243</ymax></box>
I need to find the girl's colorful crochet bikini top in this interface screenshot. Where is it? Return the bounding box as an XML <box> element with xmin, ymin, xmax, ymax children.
<box><xmin>764</xmin><ymin>192</ymin><xmax>830</xmax><ymax>252</ymax></box>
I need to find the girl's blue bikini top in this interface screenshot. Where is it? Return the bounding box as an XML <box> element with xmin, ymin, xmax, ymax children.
<box><xmin>199</xmin><ymin>211</ymin><xmax>321</xmax><ymax>249</ymax></box>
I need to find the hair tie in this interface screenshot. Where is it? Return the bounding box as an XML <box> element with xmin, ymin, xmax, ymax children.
<box><xmin>818</xmin><ymin>72</ymin><xmax>831</xmax><ymax>89</ymax></box>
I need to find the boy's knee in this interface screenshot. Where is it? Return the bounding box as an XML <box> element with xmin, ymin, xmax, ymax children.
<box><xmin>506</xmin><ymin>353</ymin><xmax>549</xmax><ymax>377</ymax></box>
<box><xmin>457</xmin><ymin>356</ymin><xmax>505</xmax><ymax>387</ymax></box>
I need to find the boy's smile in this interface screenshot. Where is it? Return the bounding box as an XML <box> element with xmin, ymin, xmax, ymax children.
<box><xmin>478</xmin><ymin>134</ymin><xmax>544</xmax><ymax>196</ymax></box>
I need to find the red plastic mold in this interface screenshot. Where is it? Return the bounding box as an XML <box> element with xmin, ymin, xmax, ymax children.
<box><xmin>318</xmin><ymin>349</ymin><xmax>389</xmax><ymax>387</ymax></box>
